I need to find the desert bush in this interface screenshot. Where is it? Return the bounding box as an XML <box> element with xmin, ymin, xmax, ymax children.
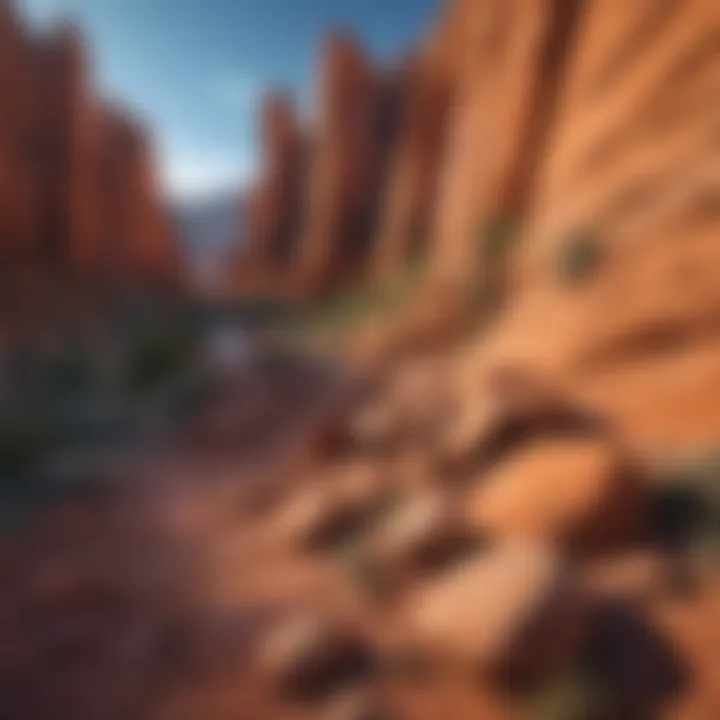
<box><xmin>125</xmin><ymin>326</ymin><xmax>199</xmax><ymax>395</ymax></box>
<box><xmin>557</xmin><ymin>230</ymin><xmax>602</xmax><ymax>286</ymax></box>
<box><xmin>280</xmin><ymin>254</ymin><xmax>428</xmax><ymax>343</ymax></box>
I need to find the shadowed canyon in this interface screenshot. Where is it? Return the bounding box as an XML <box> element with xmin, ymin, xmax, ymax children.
<box><xmin>1</xmin><ymin>0</ymin><xmax>720</xmax><ymax>718</ymax></box>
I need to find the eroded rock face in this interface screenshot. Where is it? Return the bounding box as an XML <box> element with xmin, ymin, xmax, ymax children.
<box><xmin>98</xmin><ymin>111</ymin><xmax>180</xmax><ymax>284</ymax></box>
<box><xmin>228</xmin><ymin>0</ymin><xmax>720</xmax><ymax>358</ymax></box>
<box><xmin>233</xmin><ymin>92</ymin><xmax>304</xmax><ymax>294</ymax></box>
<box><xmin>449</xmin><ymin>0</ymin><xmax>720</xmax><ymax>449</ymax></box>
<box><xmin>372</xmin><ymin>49</ymin><xmax>452</xmax><ymax>282</ymax></box>
<box><xmin>427</xmin><ymin>0</ymin><xmax>586</xmax><ymax>293</ymax></box>
<box><xmin>0</xmin><ymin>2</ymin><xmax>181</xmax><ymax>286</ymax></box>
<box><xmin>297</xmin><ymin>33</ymin><xmax>405</xmax><ymax>297</ymax></box>
<box><xmin>525</xmin><ymin>0</ymin><xmax>720</xmax><ymax>282</ymax></box>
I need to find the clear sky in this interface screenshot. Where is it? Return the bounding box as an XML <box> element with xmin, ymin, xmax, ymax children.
<box><xmin>23</xmin><ymin>0</ymin><xmax>440</xmax><ymax>201</ymax></box>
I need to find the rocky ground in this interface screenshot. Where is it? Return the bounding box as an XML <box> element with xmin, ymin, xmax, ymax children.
<box><xmin>0</xmin><ymin>317</ymin><xmax>718</xmax><ymax>720</ymax></box>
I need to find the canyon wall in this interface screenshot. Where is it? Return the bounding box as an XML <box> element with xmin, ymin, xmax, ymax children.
<box><xmin>232</xmin><ymin>0</ymin><xmax>720</xmax><ymax>353</ymax></box>
<box><xmin>0</xmin><ymin>0</ymin><xmax>181</xmax><ymax>287</ymax></box>
<box><xmin>234</xmin><ymin>32</ymin><xmax>413</xmax><ymax>299</ymax></box>
<box><xmin>232</xmin><ymin>92</ymin><xmax>304</xmax><ymax>296</ymax></box>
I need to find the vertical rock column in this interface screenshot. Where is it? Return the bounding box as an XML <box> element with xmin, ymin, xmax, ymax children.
<box><xmin>236</xmin><ymin>91</ymin><xmax>304</xmax><ymax>293</ymax></box>
<box><xmin>43</xmin><ymin>24</ymin><xmax>100</xmax><ymax>273</ymax></box>
<box><xmin>372</xmin><ymin>48</ymin><xmax>453</xmax><ymax>283</ymax></box>
<box><xmin>297</xmin><ymin>33</ymin><xmax>382</xmax><ymax>298</ymax></box>
<box><xmin>100</xmin><ymin>112</ymin><xmax>180</xmax><ymax>285</ymax></box>
<box><xmin>0</xmin><ymin>0</ymin><xmax>39</xmax><ymax>263</ymax></box>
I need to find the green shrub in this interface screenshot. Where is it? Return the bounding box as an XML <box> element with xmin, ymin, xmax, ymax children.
<box><xmin>281</xmin><ymin>255</ymin><xmax>427</xmax><ymax>342</ymax></box>
<box><xmin>126</xmin><ymin>328</ymin><xmax>198</xmax><ymax>395</ymax></box>
<box><xmin>557</xmin><ymin>230</ymin><xmax>602</xmax><ymax>286</ymax></box>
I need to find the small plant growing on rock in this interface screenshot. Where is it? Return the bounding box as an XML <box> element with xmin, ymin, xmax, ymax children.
<box><xmin>557</xmin><ymin>230</ymin><xmax>602</xmax><ymax>286</ymax></box>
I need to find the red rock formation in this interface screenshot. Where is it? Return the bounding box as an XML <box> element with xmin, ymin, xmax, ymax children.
<box><xmin>425</xmin><ymin>0</ymin><xmax>585</xmax><ymax>293</ymax></box>
<box><xmin>0</xmin><ymin>0</ymin><xmax>38</xmax><ymax>262</ymax></box>
<box><xmin>230</xmin><ymin>0</ymin><xmax>720</xmax><ymax>336</ymax></box>
<box><xmin>296</xmin><ymin>33</ymin><xmax>396</xmax><ymax>298</ymax></box>
<box><xmin>233</xmin><ymin>92</ymin><xmax>304</xmax><ymax>295</ymax></box>
<box><xmin>231</xmin><ymin>33</ymin><xmax>444</xmax><ymax>300</ymax></box>
<box><xmin>372</xmin><ymin>48</ymin><xmax>452</xmax><ymax>282</ymax></box>
<box><xmin>41</xmin><ymin>24</ymin><xmax>97</xmax><ymax>270</ymax></box>
<box><xmin>97</xmin><ymin>110</ymin><xmax>180</xmax><ymax>284</ymax></box>
<box><xmin>0</xmin><ymin>0</ymin><xmax>181</xmax><ymax>287</ymax></box>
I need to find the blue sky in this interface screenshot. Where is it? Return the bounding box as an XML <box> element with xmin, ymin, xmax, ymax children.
<box><xmin>24</xmin><ymin>0</ymin><xmax>439</xmax><ymax>201</ymax></box>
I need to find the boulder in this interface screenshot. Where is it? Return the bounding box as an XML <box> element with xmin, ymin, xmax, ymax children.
<box><xmin>370</xmin><ymin>489</ymin><xmax>478</xmax><ymax>575</ymax></box>
<box><xmin>256</xmin><ymin>613</ymin><xmax>376</xmax><ymax>700</ymax></box>
<box><xmin>441</xmin><ymin>367</ymin><xmax>601</xmax><ymax>472</ymax></box>
<box><xmin>466</xmin><ymin>437</ymin><xmax>645</xmax><ymax>551</ymax></box>
<box><xmin>407</xmin><ymin>540</ymin><xmax>586</xmax><ymax>682</ymax></box>
<box><xmin>277</xmin><ymin>463</ymin><xmax>391</xmax><ymax>551</ymax></box>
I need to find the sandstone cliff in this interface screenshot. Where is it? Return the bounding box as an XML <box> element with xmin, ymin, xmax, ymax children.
<box><xmin>0</xmin><ymin>0</ymin><xmax>181</xmax><ymax>287</ymax></box>
<box><xmin>232</xmin><ymin>0</ymin><xmax>720</xmax><ymax>446</ymax></box>
<box><xmin>235</xmin><ymin>31</ymin><xmax>411</xmax><ymax>299</ymax></box>
<box><xmin>296</xmin><ymin>32</ymin><xmax>401</xmax><ymax>297</ymax></box>
<box><xmin>232</xmin><ymin>92</ymin><xmax>304</xmax><ymax>296</ymax></box>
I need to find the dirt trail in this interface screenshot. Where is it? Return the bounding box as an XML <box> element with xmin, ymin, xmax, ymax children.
<box><xmin>0</xmin><ymin>356</ymin><xmax>352</xmax><ymax>720</ymax></box>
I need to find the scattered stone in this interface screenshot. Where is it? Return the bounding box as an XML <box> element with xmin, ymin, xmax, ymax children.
<box><xmin>256</xmin><ymin>613</ymin><xmax>376</xmax><ymax>700</ymax></box>
<box><xmin>407</xmin><ymin>540</ymin><xmax>587</xmax><ymax>683</ymax></box>
<box><xmin>442</xmin><ymin>367</ymin><xmax>600</xmax><ymax>473</ymax></box>
<box><xmin>277</xmin><ymin>465</ymin><xmax>392</xmax><ymax>551</ymax></box>
<box><xmin>371</xmin><ymin>489</ymin><xmax>479</xmax><ymax>575</ymax></box>
<box><xmin>465</xmin><ymin>438</ymin><xmax>645</xmax><ymax>551</ymax></box>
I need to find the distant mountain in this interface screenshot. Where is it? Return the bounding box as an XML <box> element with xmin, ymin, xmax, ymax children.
<box><xmin>173</xmin><ymin>193</ymin><xmax>242</xmax><ymax>288</ymax></box>
<box><xmin>174</xmin><ymin>192</ymin><xmax>240</xmax><ymax>256</ymax></box>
